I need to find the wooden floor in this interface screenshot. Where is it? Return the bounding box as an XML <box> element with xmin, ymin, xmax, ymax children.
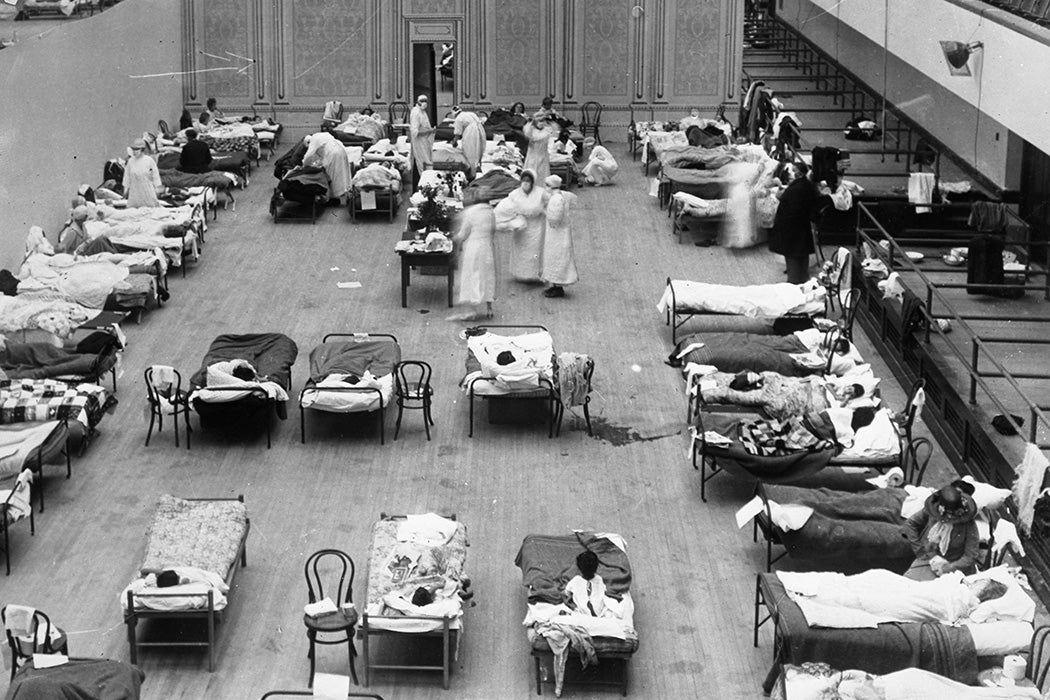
<box><xmin>0</xmin><ymin>140</ymin><xmax>955</xmax><ymax>699</ymax></box>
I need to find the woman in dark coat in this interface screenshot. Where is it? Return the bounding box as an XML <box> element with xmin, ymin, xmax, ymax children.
<box><xmin>769</xmin><ymin>163</ymin><xmax>825</xmax><ymax>284</ymax></box>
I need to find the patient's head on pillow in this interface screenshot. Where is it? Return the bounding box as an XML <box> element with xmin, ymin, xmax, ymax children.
<box><xmin>496</xmin><ymin>350</ymin><xmax>516</xmax><ymax>366</ymax></box>
<box><xmin>232</xmin><ymin>364</ymin><xmax>257</xmax><ymax>382</ymax></box>
<box><xmin>966</xmin><ymin>577</ymin><xmax>1008</xmax><ymax>604</ymax></box>
<box><xmin>157</xmin><ymin>570</ymin><xmax>182</xmax><ymax>588</ymax></box>
<box><xmin>833</xmin><ymin>338</ymin><xmax>852</xmax><ymax>355</ymax></box>
<box><xmin>411</xmin><ymin>586</ymin><xmax>434</xmax><ymax>606</ymax></box>
<box><xmin>576</xmin><ymin>550</ymin><xmax>599</xmax><ymax>581</ymax></box>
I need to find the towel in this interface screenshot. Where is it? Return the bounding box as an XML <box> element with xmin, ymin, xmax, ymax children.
<box><xmin>3</xmin><ymin>603</ymin><xmax>35</xmax><ymax>637</ymax></box>
<box><xmin>1013</xmin><ymin>444</ymin><xmax>1049</xmax><ymax>535</ymax></box>
<box><xmin>908</xmin><ymin>173</ymin><xmax>937</xmax><ymax>214</ymax></box>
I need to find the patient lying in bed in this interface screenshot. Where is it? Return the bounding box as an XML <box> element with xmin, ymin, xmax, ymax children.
<box><xmin>778</xmin><ymin>567</ymin><xmax>1033</xmax><ymax>628</ymax></box>
<box><xmin>190</xmin><ymin>360</ymin><xmax>289</xmax><ymax>403</ymax></box>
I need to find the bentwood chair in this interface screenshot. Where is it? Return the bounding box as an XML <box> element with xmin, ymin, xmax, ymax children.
<box><xmin>901</xmin><ymin>436</ymin><xmax>933</xmax><ymax>486</ymax></box>
<box><xmin>394</xmin><ymin>361</ymin><xmax>434</xmax><ymax>441</ymax></box>
<box><xmin>580</xmin><ymin>101</ymin><xmax>603</xmax><ymax>145</ymax></box>
<box><xmin>304</xmin><ymin>549</ymin><xmax>359</xmax><ymax>687</ymax></box>
<box><xmin>144</xmin><ymin>366</ymin><xmax>192</xmax><ymax>449</ymax></box>
<box><xmin>389</xmin><ymin>101</ymin><xmax>410</xmax><ymax>139</ymax></box>
<box><xmin>2</xmin><ymin>606</ymin><xmax>67</xmax><ymax>678</ymax></box>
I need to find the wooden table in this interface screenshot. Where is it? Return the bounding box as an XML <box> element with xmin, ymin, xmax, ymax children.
<box><xmin>396</xmin><ymin>231</ymin><xmax>454</xmax><ymax>308</ymax></box>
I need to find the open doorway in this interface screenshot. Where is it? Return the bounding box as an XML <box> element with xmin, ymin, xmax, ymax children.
<box><xmin>411</xmin><ymin>41</ymin><xmax>454</xmax><ymax>125</ymax></box>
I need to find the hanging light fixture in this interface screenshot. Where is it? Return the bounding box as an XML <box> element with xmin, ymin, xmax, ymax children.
<box><xmin>940</xmin><ymin>40</ymin><xmax>984</xmax><ymax>74</ymax></box>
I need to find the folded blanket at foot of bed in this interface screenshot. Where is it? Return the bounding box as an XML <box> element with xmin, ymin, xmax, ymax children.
<box><xmin>0</xmin><ymin>421</ymin><xmax>64</xmax><ymax>477</ymax></box>
<box><xmin>762</xmin><ymin>485</ymin><xmax>912</xmax><ymax>573</ymax></box>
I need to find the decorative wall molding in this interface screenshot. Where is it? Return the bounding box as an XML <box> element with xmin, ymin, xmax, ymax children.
<box><xmin>182</xmin><ymin>0</ymin><xmax>742</xmax><ymax>116</ymax></box>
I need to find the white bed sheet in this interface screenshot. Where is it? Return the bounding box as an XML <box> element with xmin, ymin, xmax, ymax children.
<box><xmin>461</xmin><ymin>330</ymin><xmax>554</xmax><ymax>396</ymax></box>
<box><xmin>300</xmin><ymin>373</ymin><xmax>393</xmax><ymax>413</ymax></box>
<box><xmin>658</xmin><ymin>279</ymin><xmax>826</xmax><ymax>318</ymax></box>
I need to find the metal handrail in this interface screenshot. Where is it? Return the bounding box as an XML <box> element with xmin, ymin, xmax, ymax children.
<box><xmin>855</xmin><ymin>201</ymin><xmax>1050</xmax><ymax>448</ymax></box>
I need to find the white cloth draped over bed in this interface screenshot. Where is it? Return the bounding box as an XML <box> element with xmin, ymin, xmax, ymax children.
<box><xmin>658</xmin><ymin>278</ymin><xmax>826</xmax><ymax>318</ymax></box>
<box><xmin>120</xmin><ymin>566</ymin><xmax>230</xmax><ymax>612</ymax></box>
<box><xmin>300</xmin><ymin>371</ymin><xmax>392</xmax><ymax>413</ymax></box>
<box><xmin>776</xmin><ymin>567</ymin><xmax>1035</xmax><ymax>629</ymax></box>
<box><xmin>462</xmin><ymin>330</ymin><xmax>554</xmax><ymax>394</ymax></box>
<box><xmin>18</xmin><ymin>255</ymin><xmax>130</xmax><ymax>309</ymax></box>
<box><xmin>0</xmin><ymin>295</ymin><xmax>97</xmax><ymax>338</ymax></box>
<box><xmin>190</xmin><ymin>361</ymin><xmax>289</xmax><ymax>404</ymax></box>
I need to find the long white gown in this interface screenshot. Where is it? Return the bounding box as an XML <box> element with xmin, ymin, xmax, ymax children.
<box><xmin>453</xmin><ymin>111</ymin><xmax>486</xmax><ymax>174</ymax></box>
<box><xmin>523</xmin><ymin>121</ymin><xmax>553</xmax><ymax>183</ymax></box>
<box><xmin>409</xmin><ymin>105</ymin><xmax>435</xmax><ymax>175</ymax></box>
<box><xmin>541</xmin><ymin>190</ymin><xmax>579</xmax><ymax>286</ymax></box>
<box><xmin>304</xmin><ymin>131</ymin><xmax>350</xmax><ymax>198</ymax></box>
<box><xmin>582</xmin><ymin>145</ymin><xmax>618</xmax><ymax>186</ymax></box>
<box><xmin>122</xmin><ymin>155</ymin><xmax>162</xmax><ymax>208</ymax></box>
<box><xmin>494</xmin><ymin>181</ymin><xmax>547</xmax><ymax>282</ymax></box>
<box><xmin>453</xmin><ymin>203</ymin><xmax>497</xmax><ymax>305</ymax></box>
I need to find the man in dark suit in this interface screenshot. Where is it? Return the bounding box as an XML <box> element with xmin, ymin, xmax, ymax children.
<box><xmin>178</xmin><ymin>129</ymin><xmax>212</xmax><ymax>174</ymax></box>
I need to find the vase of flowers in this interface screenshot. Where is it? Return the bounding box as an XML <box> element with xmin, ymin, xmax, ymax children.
<box><xmin>414</xmin><ymin>183</ymin><xmax>450</xmax><ymax>238</ymax></box>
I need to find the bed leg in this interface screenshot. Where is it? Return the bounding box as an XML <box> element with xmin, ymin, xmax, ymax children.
<box><xmin>64</xmin><ymin>434</ymin><xmax>71</xmax><ymax>479</ymax></box>
<box><xmin>468</xmin><ymin>394</ymin><xmax>475</xmax><ymax>438</ymax></box>
<box><xmin>126</xmin><ymin>594</ymin><xmax>138</xmax><ymax>665</ymax></box>
<box><xmin>699</xmin><ymin>453</ymin><xmax>707</xmax><ymax>503</ymax></box>
<box><xmin>378</xmin><ymin>407</ymin><xmax>385</xmax><ymax>446</ymax></box>
<box><xmin>3</xmin><ymin>520</ymin><xmax>9</xmax><ymax>576</ymax></box>
<box><xmin>535</xmin><ymin>655</ymin><xmax>543</xmax><ymax>695</ymax></box>
<box><xmin>621</xmin><ymin>657</ymin><xmax>628</xmax><ymax>696</ymax></box>
<box><xmin>35</xmin><ymin>451</ymin><xmax>44</xmax><ymax>513</ymax></box>
<box><xmin>754</xmin><ymin>574</ymin><xmax>762</xmax><ymax>648</ymax></box>
<box><xmin>207</xmin><ymin>594</ymin><xmax>215</xmax><ymax>672</ymax></box>
<box><xmin>442</xmin><ymin>619</ymin><xmax>450</xmax><ymax>690</ymax></box>
<box><xmin>300</xmin><ymin>406</ymin><xmax>306</xmax><ymax>445</ymax></box>
<box><xmin>362</xmin><ymin>617</ymin><xmax>370</xmax><ymax>686</ymax></box>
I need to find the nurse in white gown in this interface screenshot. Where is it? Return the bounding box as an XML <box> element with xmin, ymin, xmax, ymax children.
<box><xmin>494</xmin><ymin>170</ymin><xmax>547</xmax><ymax>282</ymax></box>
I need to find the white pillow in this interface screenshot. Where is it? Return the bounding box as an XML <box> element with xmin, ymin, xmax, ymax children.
<box><xmin>963</xmin><ymin>620</ymin><xmax>1034</xmax><ymax>656</ymax></box>
<box><xmin>962</xmin><ymin>475</ymin><xmax>1011</xmax><ymax>510</ymax></box>
<box><xmin>967</xmin><ymin>567</ymin><xmax>1035</xmax><ymax>624</ymax></box>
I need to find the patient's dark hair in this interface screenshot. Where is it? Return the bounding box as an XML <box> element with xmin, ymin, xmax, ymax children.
<box><xmin>976</xmin><ymin>579</ymin><xmax>1009</xmax><ymax>603</ymax></box>
<box><xmin>232</xmin><ymin>365</ymin><xmax>256</xmax><ymax>381</ymax></box>
<box><xmin>851</xmin><ymin>383</ymin><xmax>864</xmax><ymax>398</ymax></box>
<box><xmin>511</xmin><ymin>101</ymin><xmax>526</xmax><ymax>115</ymax></box>
<box><xmin>833</xmin><ymin>339</ymin><xmax>851</xmax><ymax>355</ymax></box>
<box><xmin>850</xmin><ymin>406</ymin><xmax>876</xmax><ymax>432</ymax></box>
<box><xmin>186</xmin><ymin>129</ymin><xmax>198</xmax><ymax>140</ymax></box>
<box><xmin>206</xmin><ymin>97</ymin><xmax>217</xmax><ymax>110</ymax></box>
<box><xmin>199</xmin><ymin>111</ymin><xmax>212</xmax><ymax>125</ymax></box>
<box><xmin>576</xmin><ymin>550</ymin><xmax>599</xmax><ymax>580</ymax></box>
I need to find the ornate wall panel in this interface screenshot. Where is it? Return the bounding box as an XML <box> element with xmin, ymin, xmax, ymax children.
<box><xmin>288</xmin><ymin>0</ymin><xmax>370</xmax><ymax>98</ymax></box>
<box><xmin>487</xmin><ymin>0</ymin><xmax>546</xmax><ymax>101</ymax></box>
<box><xmin>200</xmin><ymin>0</ymin><xmax>252</xmax><ymax>99</ymax></box>
<box><xmin>181</xmin><ymin>0</ymin><xmax>742</xmax><ymax>124</ymax></box>
<box><xmin>671</xmin><ymin>1</ymin><xmax>721</xmax><ymax>97</ymax></box>
<box><xmin>580</xmin><ymin>0</ymin><xmax>633</xmax><ymax>98</ymax></box>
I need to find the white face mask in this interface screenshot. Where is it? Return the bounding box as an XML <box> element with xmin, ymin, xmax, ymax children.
<box><xmin>521</xmin><ymin>181</ymin><xmax>533</xmax><ymax>193</ymax></box>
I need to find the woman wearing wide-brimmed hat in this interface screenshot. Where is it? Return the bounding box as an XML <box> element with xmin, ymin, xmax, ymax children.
<box><xmin>902</xmin><ymin>480</ymin><xmax>980</xmax><ymax>580</ymax></box>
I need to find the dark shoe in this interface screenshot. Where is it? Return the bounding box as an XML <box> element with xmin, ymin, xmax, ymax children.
<box><xmin>543</xmin><ymin>286</ymin><xmax>565</xmax><ymax>298</ymax></box>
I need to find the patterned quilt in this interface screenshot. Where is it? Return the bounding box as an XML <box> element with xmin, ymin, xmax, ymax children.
<box><xmin>140</xmin><ymin>495</ymin><xmax>248</xmax><ymax>577</ymax></box>
<box><xmin>0</xmin><ymin>379</ymin><xmax>113</xmax><ymax>428</ymax></box>
<box><xmin>200</xmin><ymin>133</ymin><xmax>260</xmax><ymax>159</ymax></box>
<box><xmin>366</xmin><ymin>517</ymin><xmax>468</xmax><ymax>616</ymax></box>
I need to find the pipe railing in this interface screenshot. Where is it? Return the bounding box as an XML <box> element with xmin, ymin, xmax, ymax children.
<box><xmin>855</xmin><ymin>201</ymin><xmax>1050</xmax><ymax>449</ymax></box>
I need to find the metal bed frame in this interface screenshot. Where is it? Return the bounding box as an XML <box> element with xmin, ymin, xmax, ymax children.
<box><xmin>298</xmin><ymin>333</ymin><xmax>398</xmax><ymax>445</ymax></box>
<box><xmin>123</xmin><ymin>495</ymin><xmax>249</xmax><ymax>672</ymax></box>
<box><xmin>359</xmin><ymin>512</ymin><xmax>461</xmax><ymax>690</ymax></box>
